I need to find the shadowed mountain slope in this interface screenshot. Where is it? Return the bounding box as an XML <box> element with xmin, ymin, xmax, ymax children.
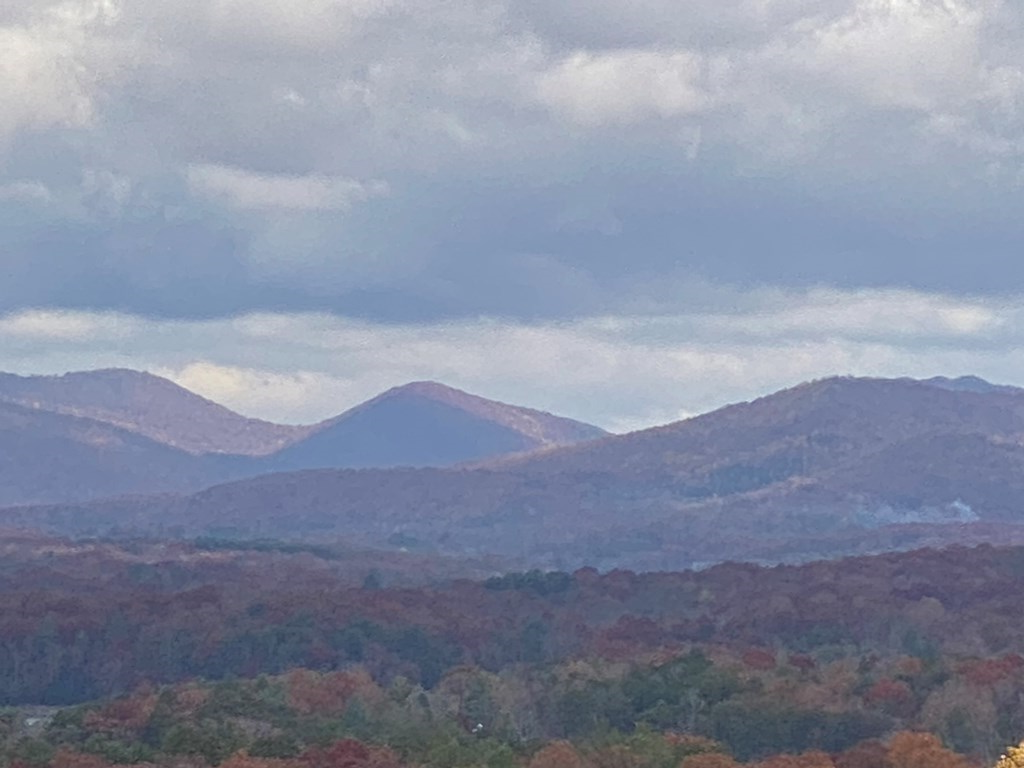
<box><xmin>262</xmin><ymin>380</ymin><xmax>608</xmax><ymax>471</ymax></box>
<box><xmin>0</xmin><ymin>399</ymin><xmax>249</xmax><ymax>506</ymax></box>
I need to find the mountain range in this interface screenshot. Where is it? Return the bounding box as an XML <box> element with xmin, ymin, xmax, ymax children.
<box><xmin>5</xmin><ymin>371</ymin><xmax>1024</xmax><ymax>570</ymax></box>
<box><xmin>0</xmin><ymin>369</ymin><xmax>606</xmax><ymax>506</ymax></box>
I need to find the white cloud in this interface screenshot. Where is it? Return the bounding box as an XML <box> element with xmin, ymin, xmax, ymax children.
<box><xmin>0</xmin><ymin>21</ymin><xmax>94</xmax><ymax>147</ymax></box>
<box><xmin>799</xmin><ymin>0</ymin><xmax>986</xmax><ymax>111</ymax></box>
<box><xmin>0</xmin><ymin>309</ymin><xmax>137</xmax><ymax>341</ymax></box>
<box><xmin>186</xmin><ymin>164</ymin><xmax>388</xmax><ymax>212</ymax></box>
<box><xmin>700</xmin><ymin>288</ymin><xmax>1005</xmax><ymax>339</ymax></box>
<box><xmin>536</xmin><ymin>49</ymin><xmax>709</xmax><ymax>125</ymax></box>
<box><xmin>3</xmin><ymin>0</ymin><xmax>1023</xmax><ymax>179</ymax></box>
<box><xmin>152</xmin><ymin>361</ymin><xmax>343</xmax><ymax>420</ymax></box>
<box><xmin>720</xmin><ymin>0</ymin><xmax>1024</xmax><ymax>170</ymax></box>
<box><xmin>0</xmin><ymin>181</ymin><xmax>52</xmax><ymax>203</ymax></box>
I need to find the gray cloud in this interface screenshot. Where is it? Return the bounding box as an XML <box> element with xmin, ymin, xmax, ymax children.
<box><xmin>1</xmin><ymin>0</ymin><xmax>1024</xmax><ymax>322</ymax></box>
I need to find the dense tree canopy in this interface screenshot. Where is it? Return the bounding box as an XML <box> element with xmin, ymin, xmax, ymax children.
<box><xmin>1</xmin><ymin>536</ymin><xmax>1024</xmax><ymax>767</ymax></box>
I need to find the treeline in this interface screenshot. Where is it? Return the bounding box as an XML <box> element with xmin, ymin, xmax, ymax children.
<box><xmin>0</xmin><ymin>657</ymin><xmax>987</xmax><ymax>768</ymax></box>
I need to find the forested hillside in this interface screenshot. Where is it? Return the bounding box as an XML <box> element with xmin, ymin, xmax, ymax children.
<box><xmin>1</xmin><ymin>536</ymin><xmax>1023</xmax><ymax>767</ymax></box>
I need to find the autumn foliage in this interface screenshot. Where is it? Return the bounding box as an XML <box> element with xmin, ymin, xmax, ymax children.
<box><xmin>887</xmin><ymin>732</ymin><xmax>970</xmax><ymax>768</ymax></box>
<box><xmin>300</xmin><ymin>741</ymin><xmax>403</xmax><ymax>768</ymax></box>
<box><xmin>682</xmin><ymin>754</ymin><xmax>743</xmax><ymax>768</ymax></box>
<box><xmin>528</xmin><ymin>741</ymin><xmax>586</xmax><ymax>768</ymax></box>
<box><xmin>285</xmin><ymin>670</ymin><xmax>379</xmax><ymax>716</ymax></box>
<box><xmin>4</xmin><ymin>535</ymin><xmax>1024</xmax><ymax>768</ymax></box>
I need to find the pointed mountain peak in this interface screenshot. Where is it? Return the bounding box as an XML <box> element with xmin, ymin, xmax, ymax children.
<box><xmin>271</xmin><ymin>380</ymin><xmax>606</xmax><ymax>471</ymax></box>
<box><xmin>378</xmin><ymin>381</ymin><xmax>606</xmax><ymax>443</ymax></box>
<box><xmin>378</xmin><ymin>380</ymin><xmax>474</xmax><ymax>402</ymax></box>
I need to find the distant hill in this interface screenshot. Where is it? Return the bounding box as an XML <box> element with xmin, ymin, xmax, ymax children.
<box><xmin>13</xmin><ymin>375</ymin><xmax>1024</xmax><ymax>569</ymax></box>
<box><xmin>0</xmin><ymin>369</ymin><xmax>307</xmax><ymax>455</ymax></box>
<box><xmin>262</xmin><ymin>380</ymin><xmax>608</xmax><ymax>472</ymax></box>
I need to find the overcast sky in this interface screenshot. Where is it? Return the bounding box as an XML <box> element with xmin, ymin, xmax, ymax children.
<box><xmin>3</xmin><ymin>0</ymin><xmax>1024</xmax><ymax>429</ymax></box>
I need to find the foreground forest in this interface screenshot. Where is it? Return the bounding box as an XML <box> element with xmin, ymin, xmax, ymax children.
<box><xmin>1</xmin><ymin>534</ymin><xmax>1024</xmax><ymax>767</ymax></box>
<box><xmin>0</xmin><ymin>660</ymin><xmax>986</xmax><ymax>768</ymax></box>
